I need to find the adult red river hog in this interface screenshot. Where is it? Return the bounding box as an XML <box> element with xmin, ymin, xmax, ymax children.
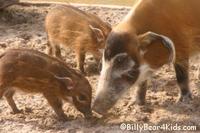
<box><xmin>0</xmin><ymin>49</ymin><xmax>92</xmax><ymax>121</ymax></box>
<box><xmin>45</xmin><ymin>5</ymin><xmax>111</xmax><ymax>74</ymax></box>
<box><xmin>92</xmin><ymin>0</ymin><xmax>200</xmax><ymax>115</ymax></box>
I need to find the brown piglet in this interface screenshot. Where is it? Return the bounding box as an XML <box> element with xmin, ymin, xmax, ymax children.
<box><xmin>0</xmin><ymin>49</ymin><xmax>92</xmax><ymax>121</ymax></box>
<box><xmin>45</xmin><ymin>5</ymin><xmax>111</xmax><ymax>73</ymax></box>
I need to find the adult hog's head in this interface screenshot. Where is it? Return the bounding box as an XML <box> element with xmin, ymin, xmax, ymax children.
<box><xmin>92</xmin><ymin>30</ymin><xmax>175</xmax><ymax>115</ymax></box>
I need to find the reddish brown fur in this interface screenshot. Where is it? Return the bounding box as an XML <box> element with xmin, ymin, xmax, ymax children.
<box><xmin>0</xmin><ymin>49</ymin><xmax>92</xmax><ymax>121</ymax></box>
<box><xmin>103</xmin><ymin>0</ymin><xmax>200</xmax><ymax>105</ymax></box>
<box><xmin>115</xmin><ymin>0</ymin><xmax>200</xmax><ymax>67</ymax></box>
<box><xmin>45</xmin><ymin>5</ymin><xmax>111</xmax><ymax>73</ymax></box>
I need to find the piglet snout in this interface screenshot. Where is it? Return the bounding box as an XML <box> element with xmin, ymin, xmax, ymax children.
<box><xmin>83</xmin><ymin>110</ymin><xmax>93</xmax><ymax>119</ymax></box>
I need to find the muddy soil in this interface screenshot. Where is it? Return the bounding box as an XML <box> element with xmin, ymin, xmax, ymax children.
<box><xmin>0</xmin><ymin>4</ymin><xmax>200</xmax><ymax>133</ymax></box>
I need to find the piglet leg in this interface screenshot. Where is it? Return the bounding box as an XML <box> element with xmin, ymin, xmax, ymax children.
<box><xmin>43</xmin><ymin>93</ymin><xmax>68</xmax><ymax>121</ymax></box>
<box><xmin>4</xmin><ymin>90</ymin><xmax>22</xmax><ymax>114</ymax></box>
<box><xmin>135</xmin><ymin>81</ymin><xmax>147</xmax><ymax>105</ymax></box>
<box><xmin>76</xmin><ymin>49</ymin><xmax>86</xmax><ymax>74</ymax></box>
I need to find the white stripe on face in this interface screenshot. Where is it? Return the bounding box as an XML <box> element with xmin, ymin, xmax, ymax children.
<box><xmin>96</xmin><ymin>52</ymin><xmax>111</xmax><ymax>96</ymax></box>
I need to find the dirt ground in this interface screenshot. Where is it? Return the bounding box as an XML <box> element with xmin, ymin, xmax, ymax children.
<box><xmin>0</xmin><ymin>3</ymin><xmax>200</xmax><ymax>133</ymax></box>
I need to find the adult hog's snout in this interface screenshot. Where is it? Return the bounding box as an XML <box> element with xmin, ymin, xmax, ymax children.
<box><xmin>83</xmin><ymin>109</ymin><xmax>93</xmax><ymax>119</ymax></box>
<box><xmin>92</xmin><ymin>46</ymin><xmax>142</xmax><ymax>115</ymax></box>
<box><xmin>92</xmin><ymin>75</ymin><xmax>134</xmax><ymax>115</ymax></box>
<box><xmin>92</xmin><ymin>90</ymin><xmax>118</xmax><ymax>115</ymax></box>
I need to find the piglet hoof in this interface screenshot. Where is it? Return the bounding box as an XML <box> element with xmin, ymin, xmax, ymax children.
<box><xmin>135</xmin><ymin>99</ymin><xmax>145</xmax><ymax>106</ymax></box>
<box><xmin>58</xmin><ymin>117</ymin><xmax>68</xmax><ymax>122</ymax></box>
<box><xmin>58</xmin><ymin>114</ymin><xmax>73</xmax><ymax>122</ymax></box>
<box><xmin>126</xmin><ymin>100</ymin><xmax>145</xmax><ymax>108</ymax></box>
<box><xmin>11</xmin><ymin>109</ymin><xmax>23</xmax><ymax>114</ymax></box>
<box><xmin>178</xmin><ymin>92</ymin><xmax>192</xmax><ymax>104</ymax></box>
<box><xmin>131</xmin><ymin>97</ymin><xmax>145</xmax><ymax>106</ymax></box>
<box><xmin>84</xmin><ymin>114</ymin><xmax>93</xmax><ymax>120</ymax></box>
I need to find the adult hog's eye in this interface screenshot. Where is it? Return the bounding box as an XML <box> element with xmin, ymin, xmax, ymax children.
<box><xmin>116</xmin><ymin>56</ymin><xmax>127</xmax><ymax>64</ymax></box>
<box><xmin>77</xmin><ymin>94</ymin><xmax>87</xmax><ymax>102</ymax></box>
<box><xmin>122</xmin><ymin>68</ymin><xmax>139</xmax><ymax>81</ymax></box>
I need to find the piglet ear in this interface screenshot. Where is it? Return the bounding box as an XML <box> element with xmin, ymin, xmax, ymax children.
<box><xmin>138</xmin><ymin>31</ymin><xmax>175</xmax><ymax>68</ymax></box>
<box><xmin>89</xmin><ymin>25</ymin><xmax>105</xmax><ymax>43</ymax></box>
<box><xmin>54</xmin><ymin>75</ymin><xmax>74</xmax><ymax>90</ymax></box>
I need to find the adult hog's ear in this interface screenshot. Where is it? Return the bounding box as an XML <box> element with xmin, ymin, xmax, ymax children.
<box><xmin>138</xmin><ymin>31</ymin><xmax>175</xmax><ymax>68</ymax></box>
<box><xmin>89</xmin><ymin>25</ymin><xmax>105</xmax><ymax>43</ymax></box>
<box><xmin>54</xmin><ymin>75</ymin><xmax>74</xmax><ymax>90</ymax></box>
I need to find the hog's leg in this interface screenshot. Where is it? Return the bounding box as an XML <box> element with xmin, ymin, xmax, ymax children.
<box><xmin>76</xmin><ymin>48</ymin><xmax>85</xmax><ymax>74</ymax></box>
<box><xmin>174</xmin><ymin>59</ymin><xmax>192</xmax><ymax>103</ymax></box>
<box><xmin>47</xmin><ymin>40</ymin><xmax>61</xmax><ymax>58</ymax></box>
<box><xmin>47</xmin><ymin>40</ymin><xmax>53</xmax><ymax>56</ymax></box>
<box><xmin>92</xmin><ymin>50</ymin><xmax>102</xmax><ymax>63</ymax></box>
<box><xmin>135</xmin><ymin>81</ymin><xmax>147</xmax><ymax>105</ymax></box>
<box><xmin>4</xmin><ymin>90</ymin><xmax>22</xmax><ymax>114</ymax></box>
<box><xmin>43</xmin><ymin>93</ymin><xmax>68</xmax><ymax>121</ymax></box>
<box><xmin>53</xmin><ymin>45</ymin><xmax>61</xmax><ymax>58</ymax></box>
<box><xmin>126</xmin><ymin>81</ymin><xmax>147</xmax><ymax>107</ymax></box>
<box><xmin>92</xmin><ymin>50</ymin><xmax>102</xmax><ymax>72</ymax></box>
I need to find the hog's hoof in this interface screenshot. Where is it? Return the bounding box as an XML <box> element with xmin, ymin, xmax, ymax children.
<box><xmin>11</xmin><ymin>109</ymin><xmax>23</xmax><ymax>114</ymax></box>
<box><xmin>126</xmin><ymin>99</ymin><xmax>145</xmax><ymax>108</ymax></box>
<box><xmin>58</xmin><ymin>114</ymin><xmax>73</xmax><ymax>122</ymax></box>
<box><xmin>178</xmin><ymin>92</ymin><xmax>192</xmax><ymax>103</ymax></box>
<box><xmin>135</xmin><ymin>99</ymin><xmax>145</xmax><ymax>106</ymax></box>
<box><xmin>76</xmin><ymin>68</ymin><xmax>86</xmax><ymax>75</ymax></box>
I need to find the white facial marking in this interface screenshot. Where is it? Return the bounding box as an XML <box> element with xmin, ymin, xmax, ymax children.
<box><xmin>96</xmin><ymin>53</ymin><xmax>111</xmax><ymax>96</ymax></box>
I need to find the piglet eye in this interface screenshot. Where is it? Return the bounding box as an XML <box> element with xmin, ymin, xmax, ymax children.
<box><xmin>77</xmin><ymin>94</ymin><xmax>87</xmax><ymax>102</ymax></box>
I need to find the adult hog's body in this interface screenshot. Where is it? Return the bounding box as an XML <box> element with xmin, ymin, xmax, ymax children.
<box><xmin>93</xmin><ymin>0</ymin><xmax>200</xmax><ymax>114</ymax></box>
<box><xmin>45</xmin><ymin>5</ymin><xmax>111</xmax><ymax>73</ymax></box>
<box><xmin>0</xmin><ymin>49</ymin><xmax>92</xmax><ymax>120</ymax></box>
